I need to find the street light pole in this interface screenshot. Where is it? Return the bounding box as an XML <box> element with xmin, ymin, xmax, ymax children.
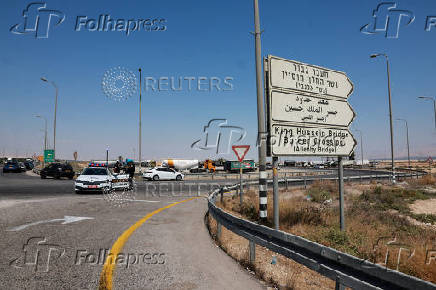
<box><xmin>41</xmin><ymin>77</ymin><xmax>58</xmax><ymax>161</ymax></box>
<box><xmin>396</xmin><ymin>118</ymin><xmax>411</xmax><ymax>169</ymax></box>
<box><xmin>35</xmin><ymin>115</ymin><xmax>47</xmax><ymax>152</ymax></box>
<box><xmin>418</xmin><ymin>96</ymin><xmax>436</xmax><ymax>129</ymax></box>
<box><xmin>253</xmin><ymin>0</ymin><xmax>268</xmax><ymax>221</ymax></box>
<box><xmin>370</xmin><ymin>54</ymin><xmax>395</xmax><ymax>183</ymax></box>
<box><xmin>138</xmin><ymin>68</ymin><xmax>142</xmax><ymax>173</ymax></box>
<box><xmin>355</xmin><ymin>129</ymin><xmax>364</xmax><ymax>167</ymax></box>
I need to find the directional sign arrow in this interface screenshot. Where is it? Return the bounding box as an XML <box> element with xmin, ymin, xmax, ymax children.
<box><xmin>271</xmin><ymin>124</ymin><xmax>356</xmax><ymax>156</ymax></box>
<box><xmin>6</xmin><ymin>216</ymin><xmax>94</xmax><ymax>232</ymax></box>
<box><xmin>271</xmin><ymin>91</ymin><xmax>355</xmax><ymax>127</ymax></box>
<box><xmin>269</xmin><ymin>56</ymin><xmax>353</xmax><ymax>99</ymax></box>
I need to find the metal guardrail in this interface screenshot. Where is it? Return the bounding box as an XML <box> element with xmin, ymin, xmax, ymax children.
<box><xmin>207</xmin><ymin>172</ymin><xmax>435</xmax><ymax>290</ymax></box>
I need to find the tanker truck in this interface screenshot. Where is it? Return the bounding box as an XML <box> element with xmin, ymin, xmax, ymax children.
<box><xmin>161</xmin><ymin>159</ymin><xmax>199</xmax><ymax>171</ymax></box>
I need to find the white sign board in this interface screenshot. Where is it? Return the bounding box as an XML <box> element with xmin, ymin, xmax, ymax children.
<box><xmin>271</xmin><ymin>124</ymin><xmax>356</xmax><ymax>156</ymax></box>
<box><xmin>269</xmin><ymin>56</ymin><xmax>353</xmax><ymax>99</ymax></box>
<box><xmin>271</xmin><ymin>91</ymin><xmax>355</xmax><ymax>127</ymax></box>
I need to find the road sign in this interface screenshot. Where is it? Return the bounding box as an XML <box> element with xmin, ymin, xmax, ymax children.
<box><xmin>232</xmin><ymin>145</ymin><xmax>250</xmax><ymax>162</ymax></box>
<box><xmin>270</xmin><ymin>90</ymin><xmax>355</xmax><ymax>127</ymax></box>
<box><xmin>271</xmin><ymin>124</ymin><xmax>356</xmax><ymax>156</ymax></box>
<box><xmin>44</xmin><ymin>149</ymin><xmax>54</xmax><ymax>163</ymax></box>
<box><xmin>268</xmin><ymin>56</ymin><xmax>353</xmax><ymax>99</ymax></box>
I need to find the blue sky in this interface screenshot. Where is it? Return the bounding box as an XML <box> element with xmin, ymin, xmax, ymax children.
<box><xmin>1</xmin><ymin>0</ymin><xmax>435</xmax><ymax>161</ymax></box>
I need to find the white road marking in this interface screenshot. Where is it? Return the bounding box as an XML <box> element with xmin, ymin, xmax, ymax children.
<box><xmin>6</xmin><ymin>216</ymin><xmax>94</xmax><ymax>232</ymax></box>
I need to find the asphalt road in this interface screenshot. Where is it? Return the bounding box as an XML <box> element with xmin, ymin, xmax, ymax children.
<box><xmin>0</xmin><ymin>168</ymin><xmax>393</xmax><ymax>289</ymax></box>
<box><xmin>0</xmin><ymin>171</ymin><xmax>264</xmax><ymax>289</ymax></box>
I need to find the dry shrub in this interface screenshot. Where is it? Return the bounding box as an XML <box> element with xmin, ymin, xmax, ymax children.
<box><xmin>407</xmin><ymin>174</ymin><xmax>436</xmax><ymax>187</ymax></box>
<box><xmin>279</xmin><ymin>198</ymin><xmax>326</xmax><ymax>227</ymax></box>
<box><xmin>307</xmin><ymin>180</ymin><xmax>338</xmax><ymax>202</ymax></box>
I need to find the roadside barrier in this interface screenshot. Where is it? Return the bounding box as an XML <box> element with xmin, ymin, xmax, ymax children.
<box><xmin>207</xmin><ymin>171</ymin><xmax>434</xmax><ymax>290</ymax></box>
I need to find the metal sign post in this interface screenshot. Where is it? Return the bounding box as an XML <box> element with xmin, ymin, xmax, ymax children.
<box><xmin>338</xmin><ymin>156</ymin><xmax>345</xmax><ymax>231</ymax></box>
<box><xmin>264</xmin><ymin>55</ymin><xmax>356</xmax><ymax>232</ymax></box>
<box><xmin>232</xmin><ymin>145</ymin><xmax>250</xmax><ymax>206</ymax></box>
<box><xmin>272</xmin><ymin>156</ymin><xmax>279</xmax><ymax>230</ymax></box>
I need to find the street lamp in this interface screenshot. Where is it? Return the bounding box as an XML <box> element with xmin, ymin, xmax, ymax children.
<box><xmin>370</xmin><ymin>53</ymin><xmax>396</xmax><ymax>183</ymax></box>
<box><xmin>354</xmin><ymin>129</ymin><xmax>364</xmax><ymax>167</ymax></box>
<box><xmin>138</xmin><ymin>68</ymin><xmax>142</xmax><ymax>173</ymax></box>
<box><xmin>34</xmin><ymin>115</ymin><xmax>47</xmax><ymax>152</ymax></box>
<box><xmin>395</xmin><ymin>118</ymin><xmax>411</xmax><ymax>169</ymax></box>
<box><xmin>40</xmin><ymin>77</ymin><xmax>58</xmax><ymax>160</ymax></box>
<box><xmin>417</xmin><ymin>96</ymin><xmax>436</xmax><ymax>129</ymax></box>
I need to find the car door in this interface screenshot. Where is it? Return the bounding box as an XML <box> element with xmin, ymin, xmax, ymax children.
<box><xmin>156</xmin><ymin>168</ymin><xmax>167</xmax><ymax>179</ymax></box>
<box><xmin>168</xmin><ymin>168</ymin><xmax>177</xmax><ymax>180</ymax></box>
<box><xmin>161</xmin><ymin>168</ymin><xmax>173</xmax><ymax>180</ymax></box>
<box><xmin>47</xmin><ymin>164</ymin><xmax>56</xmax><ymax>176</ymax></box>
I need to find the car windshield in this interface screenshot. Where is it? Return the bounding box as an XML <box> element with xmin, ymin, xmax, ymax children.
<box><xmin>81</xmin><ymin>168</ymin><xmax>107</xmax><ymax>175</ymax></box>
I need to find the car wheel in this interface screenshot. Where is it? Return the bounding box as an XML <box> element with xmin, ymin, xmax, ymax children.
<box><xmin>75</xmin><ymin>190</ymin><xmax>82</xmax><ymax>194</ymax></box>
<box><xmin>153</xmin><ymin>175</ymin><xmax>159</xmax><ymax>181</ymax></box>
<box><xmin>40</xmin><ymin>174</ymin><xmax>46</xmax><ymax>179</ymax></box>
<box><xmin>68</xmin><ymin>176</ymin><xmax>73</xmax><ymax>180</ymax></box>
<box><xmin>54</xmin><ymin>174</ymin><xmax>61</xmax><ymax>179</ymax></box>
<box><xmin>176</xmin><ymin>175</ymin><xmax>182</xmax><ymax>181</ymax></box>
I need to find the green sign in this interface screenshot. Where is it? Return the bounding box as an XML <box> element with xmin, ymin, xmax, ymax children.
<box><xmin>44</xmin><ymin>150</ymin><xmax>55</xmax><ymax>163</ymax></box>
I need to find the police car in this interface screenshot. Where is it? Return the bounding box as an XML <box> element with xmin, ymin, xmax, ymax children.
<box><xmin>74</xmin><ymin>163</ymin><xmax>131</xmax><ymax>194</ymax></box>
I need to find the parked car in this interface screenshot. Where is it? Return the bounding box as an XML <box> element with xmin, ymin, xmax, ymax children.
<box><xmin>18</xmin><ymin>162</ymin><xmax>26</xmax><ymax>171</ymax></box>
<box><xmin>40</xmin><ymin>163</ymin><xmax>75</xmax><ymax>179</ymax></box>
<box><xmin>3</xmin><ymin>161</ymin><xmax>22</xmax><ymax>173</ymax></box>
<box><xmin>143</xmin><ymin>167</ymin><xmax>184</xmax><ymax>181</ymax></box>
<box><xmin>24</xmin><ymin>160</ymin><xmax>34</xmax><ymax>170</ymax></box>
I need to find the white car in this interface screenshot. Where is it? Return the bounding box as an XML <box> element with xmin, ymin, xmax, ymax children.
<box><xmin>75</xmin><ymin>166</ymin><xmax>131</xmax><ymax>194</ymax></box>
<box><xmin>142</xmin><ymin>167</ymin><xmax>184</xmax><ymax>181</ymax></box>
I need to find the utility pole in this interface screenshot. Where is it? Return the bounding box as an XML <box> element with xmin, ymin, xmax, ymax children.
<box><xmin>139</xmin><ymin>68</ymin><xmax>142</xmax><ymax>173</ymax></box>
<box><xmin>396</xmin><ymin>118</ymin><xmax>411</xmax><ymax>169</ymax></box>
<box><xmin>41</xmin><ymin>77</ymin><xmax>58</xmax><ymax>161</ymax></box>
<box><xmin>355</xmin><ymin>129</ymin><xmax>364</xmax><ymax>167</ymax></box>
<box><xmin>253</xmin><ymin>0</ymin><xmax>268</xmax><ymax>221</ymax></box>
<box><xmin>370</xmin><ymin>54</ymin><xmax>395</xmax><ymax>183</ymax></box>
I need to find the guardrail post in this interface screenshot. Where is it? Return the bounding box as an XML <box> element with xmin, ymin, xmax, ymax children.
<box><xmin>335</xmin><ymin>280</ymin><xmax>345</xmax><ymax>290</ymax></box>
<box><xmin>249</xmin><ymin>240</ymin><xmax>255</xmax><ymax>265</ymax></box>
<box><xmin>217</xmin><ymin>222</ymin><xmax>222</xmax><ymax>241</ymax></box>
<box><xmin>285</xmin><ymin>173</ymin><xmax>288</xmax><ymax>190</ymax></box>
<box><xmin>220</xmin><ymin>188</ymin><xmax>224</xmax><ymax>203</ymax></box>
<box><xmin>304</xmin><ymin>175</ymin><xmax>307</xmax><ymax>189</ymax></box>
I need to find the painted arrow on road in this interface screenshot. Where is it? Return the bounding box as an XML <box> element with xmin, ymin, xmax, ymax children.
<box><xmin>6</xmin><ymin>216</ymin><xmax>94</xmax><ymax>232</ymax></box>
